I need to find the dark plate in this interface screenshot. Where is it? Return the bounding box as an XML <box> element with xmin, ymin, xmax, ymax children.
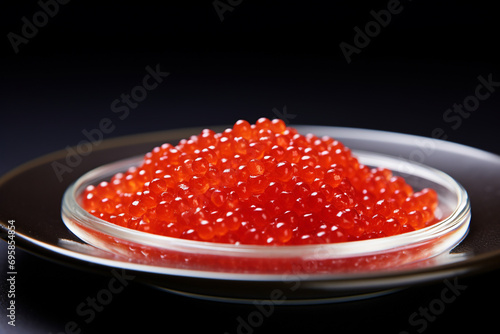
<box><xmin>1</xmin><ymin>126</ymin><xmax>500</xmax><ymax>303</ymax></box>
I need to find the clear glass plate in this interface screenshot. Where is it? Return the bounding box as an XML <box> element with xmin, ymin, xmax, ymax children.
<box><xmin>61</xmin><ymin>150</ymin><xmax>471</xmax><ymax>278</ymax></box>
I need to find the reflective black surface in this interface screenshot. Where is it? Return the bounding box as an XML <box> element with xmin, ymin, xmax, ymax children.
<box><xmin>1</xmin><ymin>126</ymin><xmax>500</xmax><ymax>332</ymax></box>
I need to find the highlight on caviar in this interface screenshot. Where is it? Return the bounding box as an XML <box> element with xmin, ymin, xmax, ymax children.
<box><xmin>80</xmin><ymin>118</ymin><xmax>439</xmax><ymax>245</ymax></box>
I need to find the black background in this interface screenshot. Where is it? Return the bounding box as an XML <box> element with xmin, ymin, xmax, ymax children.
<box><xmin>1</xmin><ymin>0</ymin><xmax>499</xmax><ymax>333</ymax></box>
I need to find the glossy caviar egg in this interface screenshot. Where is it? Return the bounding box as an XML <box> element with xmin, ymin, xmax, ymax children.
<box><xmin>81</xmin><ymin>118</ymin><xmax>439</xmax><ymax>245</ymax></box>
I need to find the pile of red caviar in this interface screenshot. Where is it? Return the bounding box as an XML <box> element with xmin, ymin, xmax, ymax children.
<box><xmin>81</xmin><ymin>118</ymin><xmax>439</xmax><ymax>245</ymax></box>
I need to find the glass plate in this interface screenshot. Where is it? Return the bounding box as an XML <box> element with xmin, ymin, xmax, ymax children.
<box><xmin>1</xmin><ymin>126</ymin><xmax>499</xmax><ymax>303</ymax></box>
<box><xmin>61</xmin><ymin>151</ymin><xmax>470</xmax><ymax>277</ymax></box>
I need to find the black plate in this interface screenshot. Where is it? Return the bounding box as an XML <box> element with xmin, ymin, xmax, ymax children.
<box><xmin>1</xmin><ymin>126</ymin><xmax>500</xmax><ymax>303</ymax></box>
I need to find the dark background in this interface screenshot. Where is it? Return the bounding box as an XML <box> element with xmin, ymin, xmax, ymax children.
<box><xmin>1</xmin><ymin>0</ymin><xmax>499</xmax><ymax>333</ymax></box>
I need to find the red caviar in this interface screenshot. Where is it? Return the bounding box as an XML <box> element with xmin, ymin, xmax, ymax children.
<box><xmin>81</xmin><ymin>118</ymin><xmax>439</xmax><ymax>245</ymax></box>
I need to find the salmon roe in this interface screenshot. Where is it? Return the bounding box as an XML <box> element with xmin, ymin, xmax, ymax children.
<box><xmin>81</xmin><ymin>118</ymin><xmax>439</xmax><ymax>245</ymax></box>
